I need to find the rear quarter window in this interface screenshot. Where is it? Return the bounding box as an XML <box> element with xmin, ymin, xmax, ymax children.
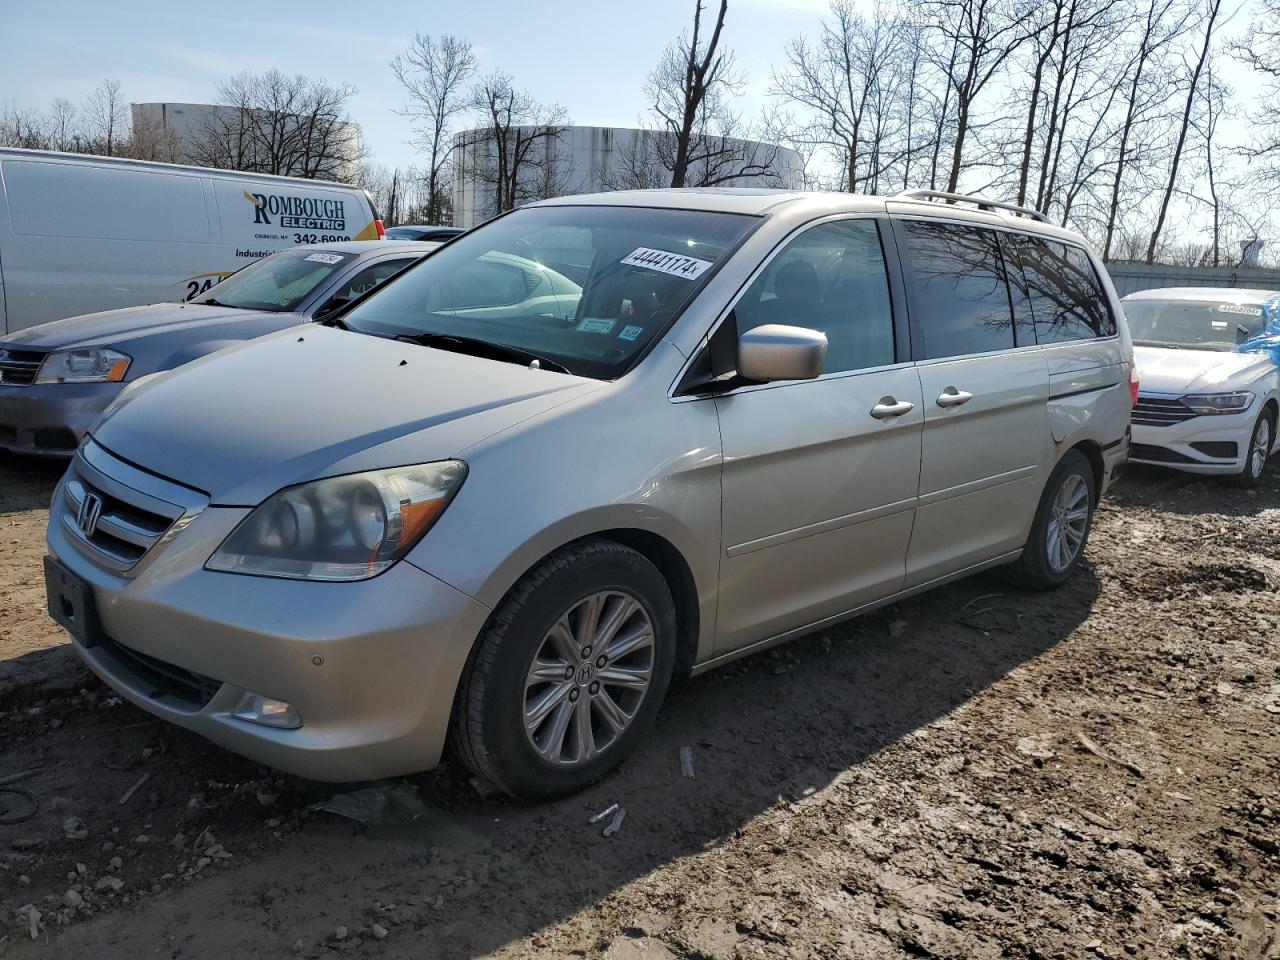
<box><xmin>1008</xmin><ymin>234</ymin><xmax>1115</xmax><ymax>343</ymax></box>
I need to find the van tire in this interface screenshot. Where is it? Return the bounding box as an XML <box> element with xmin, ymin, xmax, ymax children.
<box><xmin>448</xmin><ymin>539</ymin><xmax>676</xmax><ymax>802</ymax></box>
<box><xmin>1001</xmin><ymin>450</ymin><xmax>1096</xmax><ymax>591</ymax></box>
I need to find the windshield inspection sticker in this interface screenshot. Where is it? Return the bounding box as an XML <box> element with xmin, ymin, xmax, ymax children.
<box><xmin>577</xmin><ymin>318</ymin><xmax>616</xmax><ymax>334</ymax></box>
<box><xmin>1217</xmin><ymin>303</ymin><xmax>1263</xmax><ymax>316</ymax></box>
<box><xmin>618</xmin><ymin>324</ymin><xmax>644</xmax><ymax>341</ymax></box>
<box><xmin>621</xmin><ymin>247</ymin><xmax>713</xmax><ymax>280</ymax></box>
<box><xmin>303</xmin><ymin>252</ymin><xmax>344</xmax><ymax>265</ymax></box>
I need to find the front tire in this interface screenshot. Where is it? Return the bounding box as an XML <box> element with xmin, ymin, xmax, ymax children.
<box><xmin>1230</xmin><ymin>409</ymin><xmax>1274</xmax><ymax>488</ymax></box>
<box><xmin>449</xmin><ymin>539</ymin><xmax>677</xmax><ymax>801</ymax></box>
<box><xmin>1002</xmin><ymin>449</ymin><xmax>1096</xmax><ymax>591</ymax></box>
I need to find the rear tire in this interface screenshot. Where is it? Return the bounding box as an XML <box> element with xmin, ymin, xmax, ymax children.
<box><xmin>449</xmin><ymin>539</ymin><xmax>676</xmax><ymax>802</ymax></box>
<box><xmin>1002</xmin><ymin>450</ymin><xmax>1096</xmax><ymax>591</ymax></box>
<box><xmin>1229</xmin><ymin>409</ymin><xmax>1274</xmax><ymax>488</ymax></box>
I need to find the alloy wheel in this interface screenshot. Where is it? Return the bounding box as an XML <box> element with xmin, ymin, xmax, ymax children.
<box><xmin>523</xmin><ymin>591</ymin><xmax>655</xmax><ymax>766</ymax></box>
<box><xmin>1250</xmin><ymin>416</ymin><xmax>1272</xmax><ymax>480</ymax></box>
<box><xmin>1046</xmin><ymin>472</ymin><xmax>1090</xmax><ymax>573</ymax></box>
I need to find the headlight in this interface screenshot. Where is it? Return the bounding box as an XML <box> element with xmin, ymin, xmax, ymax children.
<box><xmin>206</xmin><ymin>461</ymin><xmax>467</xmax><ymax>581</ymax></box>
<box><xmin>35</xmin><ymin>348</ymin><xmax>131</xmax><ymax>384</ymax></box>
<box><xmin>1180</xmin><ymin>391</ymin><xmax>1253</xmax><ymax>415</ymax></box>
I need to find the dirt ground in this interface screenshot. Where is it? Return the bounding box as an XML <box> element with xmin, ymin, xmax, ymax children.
<box><xmin>0</xmin><ymin>453</ymin><xmax>1277</xmax><ymax>960</ymax></box>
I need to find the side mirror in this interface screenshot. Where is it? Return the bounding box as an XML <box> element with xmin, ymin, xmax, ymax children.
<box><xmin>737</xmin><ymin>324</ymin><xmax>828</xmax><ymax>383</ymax></box>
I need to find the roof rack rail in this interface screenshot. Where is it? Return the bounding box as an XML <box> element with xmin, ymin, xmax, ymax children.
<box><xmin>894</xmin><ymin>189</ymin><xmax>1049</xmax><ymax>223</ymax></box>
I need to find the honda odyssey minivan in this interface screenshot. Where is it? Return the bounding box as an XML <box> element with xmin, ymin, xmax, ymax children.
<box><xmin>45</xmin><ymin>188</ymin><xmax>1134</xmax><ymax>799</ymax></box>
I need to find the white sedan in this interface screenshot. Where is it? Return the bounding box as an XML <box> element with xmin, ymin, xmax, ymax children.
<box><xmin>1123</xmin><ymin>287</ymin><xmax>1280</xmax><ymax>485</ymax></box>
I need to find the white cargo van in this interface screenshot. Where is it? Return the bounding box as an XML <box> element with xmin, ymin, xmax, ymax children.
<box><xmin>0</xmin><ymin>149</ymin><xmax>384</xmax><ymax>334</ymax></box>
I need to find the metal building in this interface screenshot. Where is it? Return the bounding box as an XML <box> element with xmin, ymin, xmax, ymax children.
<box><xmin>451</xmin><ymin>124</ymin><xmax>803</xmax><ymax>228</ymax></box>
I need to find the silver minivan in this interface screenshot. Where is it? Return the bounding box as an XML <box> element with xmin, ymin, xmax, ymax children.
<box><xmin>44</xmin><ymin>188</ymin><xmax>1133</xmax><ymax>799</ymax></box>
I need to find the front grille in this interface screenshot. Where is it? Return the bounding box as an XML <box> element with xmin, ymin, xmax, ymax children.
<box><xmin>100</xmin><ymin>635</ymin><xmax>222</xmax><ymax>708</ymax></box>
<box><xmin>1132</xmin><ymin>395</ymin><xmax>1198</xmax><ymax>428</ymax></box>
<box><xmin>0</xmin><ymin>348</ymin><xmax>44</xmax><ymax>386</ymax></box>
<box><xmin>1191</xmin><ymin>441</ymin><xmax>1238</xmax><ymax>459</ymax></box>
<box><xmin>62</xmin><ymin>472</ymin><xmax>175</xmax><ymax>572</ymax></box>
<box><xmin>1130</xmin><ymin>443</ymin><xmax>1196</xmax><ymax>464</ymax></box>
<box><xmin>56</xmin><ymin>443</ymin><xmax>206</xmax><ymax>577</ymax></box>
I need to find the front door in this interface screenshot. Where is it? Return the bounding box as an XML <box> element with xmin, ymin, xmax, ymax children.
<box><xmin>712</xmin><ymin>218</ymin><xmax>924</xmax><ymax>652</ymax></box>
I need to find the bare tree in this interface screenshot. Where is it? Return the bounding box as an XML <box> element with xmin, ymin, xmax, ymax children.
<box><xmin>191</xmin><ymin>71</ymin><xmax>362</xmax><ymax>182</ymax></box>
<box><xmin>647</xmin><ymin>0</ymin><xmax>738</xmax><ymax>187</ymax></box>
<box><xmin>83</xmin><ymin>78</ymin><xmax>126</xmax><ymax>156</ymax></box>
<box><xmin>390</xmin><ymin>34</ymin><xmax>477</xmax><ymax>225</ymax></box>
<box><xmin>1146</xmin><ymin>0</ymin><xmax>1224</xmax><ymax>262</ymax></box>
<box><xmin>772</xmin><ymin>0</ymin><xmax>910</xmax><ymax>193</ymax></box>
<box><xmin>358</xmin><ymin>161</ymin><xmax>424</xmax><ymax>226</ymax></box>
<box><xmin>458</xmin><ymin>71</ymin><xmax>570</xmax><ymax>217</ymax></box>
<box><xmin>125</xmin><ymin>109</ymin><xmax>184</xmax><ymax>163</ymax></box>
<box><xmin>600</xmin><ymin>129</ymin><xmax>679</xmax><ymax>191</ymax></box>
<box><xmin>1235</xmin><ymin>0</ymin><xmax>1280</xmax><ymax>189</ymax></box>
<box><xmin>0</xmin><ymin>102</ymin><xmax>54</xmax><ymax>149</ymax></box>
<box><xmin>1099</xmin><ymin>0</ymin><xmax>1189</xmax><ymax>259</ymax></box>
<box><xmin>925</xmin><ymin>0</ymin><xmax>1037</xmax><ymax>192</ymax></box>
<box><xmin>1196</xmin><ymin>62</ymin><xmax>1227</xmax><ymax>265</ymax></box>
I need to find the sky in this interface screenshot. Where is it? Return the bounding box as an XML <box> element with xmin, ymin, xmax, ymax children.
<box><xmin>0</xmin><ymin>0</ymin><xmax>834</xmax><ymax>171</ymax></box>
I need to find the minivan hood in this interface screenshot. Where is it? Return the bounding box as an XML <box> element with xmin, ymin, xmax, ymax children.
<box><xmin>91</xmin><ymin>325</ymin><xmax>600</xmax><ymax>504</ymax></box>
<box><xmin>1133</xmin><ymin>345</ymin><xmax>1274</xmax><ymax>394</ymax></box>
<box><xmin>1</xmin><ymin>303</ymin><xmax>283</xmax><ymax>351</ymax></box>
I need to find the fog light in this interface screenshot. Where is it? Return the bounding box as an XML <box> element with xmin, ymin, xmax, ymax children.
<box><xmin>232</xmin><ymin>692</ymin><xmax>301</xmax><ymax>729</ymax></box>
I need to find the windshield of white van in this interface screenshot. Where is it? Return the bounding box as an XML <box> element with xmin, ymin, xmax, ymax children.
<box><xmin>340</xmin><ymin>205</ymin><xmax>759</xmax><ymax>379</ymax></box>
<box><xmin>1125</xmin><ymin>298</ymin><xmax>1268</xmax><ymax>352</ymax></box>
<box><xmin>194</xmin><ymin>249</ymin><xmax>356</xmax><ymax>313</ymax></box>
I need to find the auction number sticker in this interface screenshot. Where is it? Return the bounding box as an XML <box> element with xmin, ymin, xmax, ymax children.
<box><xmin>621</xmin><ymin>247</ymin><xmax>713</xmax><ymax>280</ymax></box>
<box><xmin>304</xmin><ymin>252</ymin><xmax>345</xmax><ymax>265</ymax></box>
<box><xmin>1217</xmin><ymin>303</ymin><xmax>1263</xmax><ymax>316</ymax></box>
<box><xmin>578</xmin><ymin>318</ymin><xmax>616</xmax><ymax>334</ymax></box>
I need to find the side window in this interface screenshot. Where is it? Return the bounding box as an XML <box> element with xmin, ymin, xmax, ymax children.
<box><xmin>897</xmin><ymin>220</ymin><xmax>1015</xmax><ymax>359</ymax></box>
<box><xmin>333</xmin><ymin>259</ymin><xmax>413</xmax><ymax>301</ymax></box>
<box><xmin>1010</xmin><ymin>235</ymin><xmax>1116</xmax><ymax>342</ymax></box>
<box><xmin>734</xmin><ymin>219</ymin><xmax>895</xmax><ymax>374</ymax></box>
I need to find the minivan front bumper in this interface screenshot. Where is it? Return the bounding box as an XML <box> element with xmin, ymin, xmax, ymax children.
<box><xmin>48</xmin><ymin>450</ymin><xmax>491</xmax><ymax>782</ymax></box>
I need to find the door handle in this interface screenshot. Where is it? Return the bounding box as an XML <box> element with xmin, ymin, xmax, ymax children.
<box><xmin>870</xmin><ymin>398</ymin><xmax>915</xmax><ymax>420</ymax></box>
<box><xmin>936</xmin><ymin>386</ymin><xmax>973</xmax><ymax>408</ymax></box>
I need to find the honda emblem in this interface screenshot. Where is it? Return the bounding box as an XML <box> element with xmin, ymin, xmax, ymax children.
<box><xmin>77</xmin><ymin>492</ymin><xmax>103</xmax><ymax>537</ymax></box>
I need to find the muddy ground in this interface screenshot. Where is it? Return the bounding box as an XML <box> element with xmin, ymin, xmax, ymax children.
<box><xmin>0</xmin><ymin>453</ymin><xmax>1276</xmax><ymax>959</ymax></box>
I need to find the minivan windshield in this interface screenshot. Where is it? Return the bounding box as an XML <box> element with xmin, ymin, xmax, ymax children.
<box><xmin>341</xmin><ymin>205</ymin><xmax>759</xmax><ymax>379</ymax></box>
<box><xmin>1125</xmin><ymin>298</ymin><xmax>1271</xmax><ymax>352</ymax></box>
<box><xmin>194</xmin><ymin>249</ymin><xmax>356</xmax><ymax>312</ymax></box>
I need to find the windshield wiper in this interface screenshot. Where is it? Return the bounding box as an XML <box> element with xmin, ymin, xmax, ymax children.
<box><xmin>393</xmin><ymin>332</ymin><xmax>571</xmax><ymax>374</ymax></box>
<box><xmin>197</xmin><ymin>298</ymin><xmax>248</xmax><ymax>310</ymax></box>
